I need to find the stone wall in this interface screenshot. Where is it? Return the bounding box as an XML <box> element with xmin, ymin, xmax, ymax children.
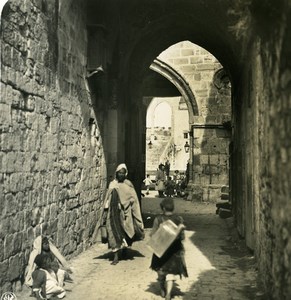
<box><xmin>159</xmin><ymin>42</ymin><xmax>232</xmax><ymax>202</ymax></box>
<box><xmin>231</xmin><ymin>1</ymin><xmax>291</xmax><ymax>298</ymax></box>
<box><xmin>256</xmin><ymin>9</ymin><xmax>291</xmax><ymax>298</ymax></box>
<box><xmin>158</xmin><ymin>42</ymin><xmax>229</xmax><ymax>121</ymax></box>
<box><xmin>192</xmin><ymin>126</ymin><xmax>230</xmax><ymax>202</ymax></box>
<box><xmin>0</xmin><ymin>0</ymin><xmax>106</xmax><ymax>293</ymax></box>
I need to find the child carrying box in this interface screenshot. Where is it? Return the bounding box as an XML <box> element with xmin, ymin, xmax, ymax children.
<box><xmin>149</xmin><ymin>198</ymin><xmax>188</xmax><ymax>300</ymax></box>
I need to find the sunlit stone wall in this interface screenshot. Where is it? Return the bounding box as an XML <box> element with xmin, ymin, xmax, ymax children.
<box><xmin>0</xmin><ymin>0</ymin><xmax>106</xmax><ymax>293</ymax></box>
<box><xmin>158</xmin><ymin>42</ymin><xmax>231</xmax><ymax>202</ymax></box>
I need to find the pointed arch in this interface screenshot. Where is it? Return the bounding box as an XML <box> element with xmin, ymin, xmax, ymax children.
<box><xmin>150</xmin><ymin>58</ymin><xmax>199</xmax><ymax>123</ymax></box>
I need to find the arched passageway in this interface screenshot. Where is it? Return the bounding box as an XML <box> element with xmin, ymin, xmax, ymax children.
<box><xmin>1</xmin><ymin>1</ymin><xmax>290</xmax><ymax>298</ymax></box>
<box><xmin>143</xmin><ymin>42</ymin><xmax>231</xmax><ymax>206</ymax></box>
<box><xmin>86</xmin><ymin>2</ymin><xmax>291</xmax><ymax>298</ymax></box>
<box><xmin>86</xmin><ymin>1</ymin><xmax>240</xmax><ymax>192</ymax></box>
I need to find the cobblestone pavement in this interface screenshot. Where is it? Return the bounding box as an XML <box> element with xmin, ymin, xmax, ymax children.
<box><xmin>17</xmin><ymin>193</ymin><xmax>265</xmax><ymax>300</ymax></box>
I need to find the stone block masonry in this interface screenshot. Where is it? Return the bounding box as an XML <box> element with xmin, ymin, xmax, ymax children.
<box><xmin>158</xmin><ymin>42</ymin><xmax>231</xmax><ymax>202</ymax></box>
<box><xmin>0</xmin><ymin>0</ymin><xmax>106</xmax><ymax>293</ymax></box>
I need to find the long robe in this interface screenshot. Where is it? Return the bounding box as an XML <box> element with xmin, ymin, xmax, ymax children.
<box><xmin>95</xmin><ymin>179</ymin><xmax>144</xmax><ymax>250</ymax></box>
<box><xmin>155</xmin><ymin>169</ymin><xmax>166</xmax><ymax>191</ymax></box>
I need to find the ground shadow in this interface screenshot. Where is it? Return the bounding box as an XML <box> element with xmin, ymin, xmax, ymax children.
<box><xmin>93</xmin><ymin>248</ymin><xmax>145</xmax><ymax>261</ymax></box>
<box><xmin>146</xmin><ymin>281</ymin><xmax>184</xmax><ymax>298</ymax></box>
<box><xmin>142</xmin><ymin>198</ymin><xmax>266</xmax><ymax>298</ymax></box>
<box><xmin>180</xmin><ymin>214</ymin><xmax>266</xmax><ymax>299</ymax></box>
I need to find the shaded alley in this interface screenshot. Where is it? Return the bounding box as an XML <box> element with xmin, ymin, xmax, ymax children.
<box><xmin>1</xmin><ymin>1</ymin><xmax>291</xmax><ymax>299</ymax></box>
<box><xmin>18</xmin><ymin>196</ymin><xmax>263</xmax><ymax>300</ymax></box>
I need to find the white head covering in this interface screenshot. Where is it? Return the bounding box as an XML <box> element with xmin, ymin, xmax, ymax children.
<box><xmin>116</xmin><ymin>163</ymin><xmax>128</xmax><ymax>175</ymax></box>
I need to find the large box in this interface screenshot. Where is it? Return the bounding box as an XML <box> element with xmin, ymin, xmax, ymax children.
<box><xmin>147</xmin><ymin>219</ymin><xmax>185</xmax><ymax>258</ymax></box>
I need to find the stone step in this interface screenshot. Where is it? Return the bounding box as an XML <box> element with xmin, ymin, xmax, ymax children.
<box><xmin>218</xmin><ymin>208</ymin><xmax>232</xmax><ymax>219</ymax></box>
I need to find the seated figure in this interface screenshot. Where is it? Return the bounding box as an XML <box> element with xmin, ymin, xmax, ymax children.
<box><xmin>32</xmin><ymin>254</ymin><xmax>66</xmax><ymax>299</ymax></box>
<box><xmin>25</xmin><ymin>236</ymin><xmax>73</xmax><ymax>295</ymax></box>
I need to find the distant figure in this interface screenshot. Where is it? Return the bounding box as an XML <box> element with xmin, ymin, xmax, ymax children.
<box><xmin>173</xmin><ymin>170</ymin><xmax>180</xmax><ymax>184</ymax></box>
<box><xmin>173</xmin><ymin>171</ymin><xmax>181</xmax><ymax>196</ymax></box>
<box><xmin>150</xmin><ymin>198</ymin><xmax>188</xmax><ymax>300</ymax></box>
<box><xmin>155</xmin><ymin>164</ymin><xmax>166</xmax><ymax>197</ymax></box>
<box><xmin>180</xmin><ymin>175</ymin><xmax>187</xmax><ymax>189</ymax></box>
<box><xmin>164</xmin><ymin>159</ymin><xmax>170</xmax><ymax>177</ymax></box>
<box><xmin>165</xmin><ymin>176</ymin><xmax>175</xmax><ymax>197</ymax></box>
<box><xmin>99</xmin><ymin>163</ymin><xmax>144</xmax><ymax>265</ymax></box>
<box><xmin>143</xmin><ymin>174</ymin><xmax>153</xmax><ymax>195</ymax></box>
<box><xmin>185</xmin><ymin>161</ymin><xmax>190</xmax><ymax>184</ymax></box>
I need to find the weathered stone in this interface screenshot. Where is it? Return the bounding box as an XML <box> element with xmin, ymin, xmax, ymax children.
<box><xmin>7</xmin><ymin>255</ymin><xmax>22</xmax><ymax>281</ymax></box>
<box><xmin>203</xmin><ymin>164</ymin><xmax>221</xmax><ymax>175</ymax></box>
<box><xmin>219</xmin><ymin>208</ymin><xmax>232</xmax><ymax>219</ymax></box>
<box><xmin>13</xmin><ymin>280</ymin><xmax>22</xmax><ymax>292</ymax></box>
<box><xmin>172</xmin><ymin>58</ymin><xmax>189</xmax><ymax>65</ymax></box>
<box><xmin>1</xmin><ymin>1</ymin><xmax>289</xmax><ymax>298</ymax></box>
<box><xmin>180</xmin><ymin>65</ymin><xmax>197</xmax><ymax>73</ymax></box>
<box><xmin>0</xmin><ymin>260</ymin><xmax>9</xmax><ymax>285</ymax></box>
<box><xmin>46</xmin><ymin>219</ymin><xmax>58</xmax><ymax>236</ymax></box>
<box><xmin>0</xmin><ymin>239</ymin><xmax>4</xmax><ymax>262</ymax></box>
<box><xmin>5</xmin><ymin>192</ymin><xmax>22</xmax><ymax>217</ymax></box>
<box><xmin>4</xmin><ymin>233</ymin><xmax>22</xmax><ymax>259</ymax></box>
<box><xmin>2</xmin><ymin>43</ymin><xmax>13</xmax><ymax>67</ymax></box>
<box><xmin>0</xmin><ymin>103</ymin><xmax>12</xmax><ymax>125</ymax></box>
<box><xmin>197</xmin><ymin>63</ymin><xmax>217</xmax><ymax>70</ymax></box>
<box><xmin>180</xmin><ymin>49</ymin><xmax>193</xmax><ymax>56</ymax></box>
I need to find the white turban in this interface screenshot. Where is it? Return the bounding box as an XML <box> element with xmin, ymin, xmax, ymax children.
<box><xmin>115</xmin><ymin>163</ymin><xmax>128</xmax><ymax>175</ymax></box>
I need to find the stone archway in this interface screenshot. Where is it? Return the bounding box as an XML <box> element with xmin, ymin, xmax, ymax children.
<box><xmin>150</xmin><ymin>58</ymin><xmax>199</xmax><ymax>124</ymax></box>
<box><xmin>147</xmin><ymin>59</ymin><xmax>198</xmax><ymax>185</ymax></box>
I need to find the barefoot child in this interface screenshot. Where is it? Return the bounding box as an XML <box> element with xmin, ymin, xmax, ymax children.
<box><xmin>143</xmin><ymin>174</ymin><xmax>153</xmax><ymax>195</ymax></box>
<box><xmin>149</xmin><ymin>198</ymin><xmax>188</xmax><ymax>300</ymax></box>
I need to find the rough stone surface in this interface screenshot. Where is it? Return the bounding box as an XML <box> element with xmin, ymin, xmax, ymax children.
<box><xmin>0</xmin><ymin>0</ymin><xmax>106</xmax><ymax>293</ymax></box>
<box><xmin>1</xmin><ymin>1</ymin><xmax>290</xmax><ymax>298</ymax></box>
<box><xmin>230</xmin><ymin>2</ymin><xmax>291</xmax><ymax>298</ymax></box>
<box><xmin>154</xmin><ymin>43</ymin><xmax>231</xmax><ymax>201</ymax></box>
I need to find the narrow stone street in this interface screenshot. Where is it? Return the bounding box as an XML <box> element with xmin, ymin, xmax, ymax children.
<box><xmin>18</xmin><ymin>194</ymin><xmax>264</xmax><ymax>300</ymax></box>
